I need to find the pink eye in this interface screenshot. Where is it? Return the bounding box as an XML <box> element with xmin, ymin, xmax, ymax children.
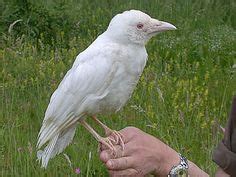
<box><xmin>137</xmin><ymin>24</ymin><xmax>143</xmax><ymax>29</ymax></box>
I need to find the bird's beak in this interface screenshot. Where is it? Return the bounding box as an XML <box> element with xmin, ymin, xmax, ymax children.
<box><xmin>148</xmin><ymin>19</ymin><xmax>177</xmax><ymax>34</ymax></box>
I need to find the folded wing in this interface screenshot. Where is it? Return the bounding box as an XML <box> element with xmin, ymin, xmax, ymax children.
<box><xmin>36</xmin><ymin>49</ymin><xmax>117</xmax><ymax>167</ymax></box>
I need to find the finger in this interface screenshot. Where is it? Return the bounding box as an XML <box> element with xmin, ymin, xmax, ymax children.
<box><xmin>115</xmin><ymin>127</ymin><xmax>133</xmax><ymax>143</ymax></box>
<box><xmin>109</xmin><ymin>169</ymin><xmax>139</xmax><ymax>177</ymax></box>
<box><xmin>99</xmin><ymin>137</ymin><xmax>117</xmax><ymax>151</ymax></box>
<box><xmin>106</xmin><ymin>157</ymin><xmax>135</xmax><ymax>170</ymax></box>
<box><xmin>101</xmin><ymin>127</ymin><xmax>137</xmax><ymax>149</ymax></box>
<box><xmin>100</xmin><ymin>147</ymin><xmax>120</xmax><ymax>162</ymax></box>
<box><xmin>99</xmin><ymin>136</ymin><xmax>123</xmax><ymax>151</ymax></box>
<box><xmin>100</xmin><ymin>126</ymin><xmax>141</xmax><ymax>152</ymax></box>
<box><xmin>100</xmin><ymin>144</ymin><xmax>132</xmax><ymax>163</ymax></box>
<box><xmin>100</xmin><ymin>145</ymin><xmax>124</xmax><ymax>162</ymax></box>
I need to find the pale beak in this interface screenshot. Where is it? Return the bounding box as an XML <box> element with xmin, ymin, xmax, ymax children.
<box><xmin>149</xmin><ymin>19</ymin><xmax>177</xmax><ymax>34</ymax></box>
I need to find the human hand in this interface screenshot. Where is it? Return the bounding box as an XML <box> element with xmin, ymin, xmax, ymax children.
<box><xmin>215</xmin><ymin>167</ymin><xmax>230</xmax><ymax>177</ymax></box>
<box><xmin>99</xmin><ymin>127</ymin><xmax>179</xmax><ymax>177</ymax></box>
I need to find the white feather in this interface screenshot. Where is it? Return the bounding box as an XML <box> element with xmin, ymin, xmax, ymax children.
<box><xmin>36</xmin><ymin>9</ymin><xmax>176</xmax><ymax>168</ymax></box>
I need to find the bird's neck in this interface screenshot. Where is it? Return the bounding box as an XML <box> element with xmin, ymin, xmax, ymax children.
<box><xmin>101</xmin><ymin>30</ymin><xmax>145</xmax><ymax>48</ymax></box>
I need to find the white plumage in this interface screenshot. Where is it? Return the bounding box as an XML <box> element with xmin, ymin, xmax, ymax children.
<box><xmin>37</xmin><ymin>9</ymin><xmax>176</xmax><ymax>168</ymax></box>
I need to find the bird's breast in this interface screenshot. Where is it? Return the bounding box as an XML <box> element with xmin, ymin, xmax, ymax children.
<box><xmin>98</xmin><ymin>47</ymin><xmax>147</xmax><ymax>113</ymax></box>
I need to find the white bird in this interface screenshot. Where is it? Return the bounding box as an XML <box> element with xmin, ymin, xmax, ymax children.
<box><xmin>37</xmin><ymin>9</ymin><xmax>176</xmax><ymax>168</ymax></box>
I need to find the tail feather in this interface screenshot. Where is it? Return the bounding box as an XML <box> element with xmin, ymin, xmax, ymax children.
<box><xmin>37</xmin><ymin>112</ymin><xmax>75</xmax><ymax>149</ymax></box>
<box><xmin>37</xmin><ymin>123</ymin><xmax>57</xmax><ymax>148</ymax></box>
<box><xmin>37</xmin><ymin>124</ymin><xmax>77</xmax><ymax>168</ymax></box>
<box><xmin>37</xmin><ymin>133</ymin><xmax>59</xmax><ymax>168</ymax></box>
<box><xmin>50</xmin><ymin>123</ymin><xmax>77</xmax><ymax>158</ymax></box>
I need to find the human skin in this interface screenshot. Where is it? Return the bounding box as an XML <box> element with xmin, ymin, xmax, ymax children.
<box><xmin>215</xmin><ymin>168</ymin><xmax>230</xmax><ymax>177</ymax></box>
<box><xmin>99</xmin><ymin>127</ymin><xmax>210</xmax><ymax>177</ymax></box>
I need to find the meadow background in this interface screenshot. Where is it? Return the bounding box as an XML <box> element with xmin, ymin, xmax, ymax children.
<box><xmin>1</xmin><ymin>0</ymin><xmax>235</xmax><ymax>176</ymax></box>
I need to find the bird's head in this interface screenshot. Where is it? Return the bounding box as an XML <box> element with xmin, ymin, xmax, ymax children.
<box><xmin>106</xmin><ymin>10</ymin><xmax>176</xmax><ymax>45</ymax></box>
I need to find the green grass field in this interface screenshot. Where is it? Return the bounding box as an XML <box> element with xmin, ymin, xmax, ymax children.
<box><xmin>1</xmin><ymin>0</ymin><xmax>236</xmax><ymax>176</ymax></box>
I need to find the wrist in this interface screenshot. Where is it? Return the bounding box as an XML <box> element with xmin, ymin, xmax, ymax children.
<box><xmin>162</xmin><ymin>148</ymin><xmax>180</xmax><ymax>176</ymax></box>
<box><xmin>153</xmin><ymin>141</ymin><xmax>180</xmax><ymax>176</ymax></box>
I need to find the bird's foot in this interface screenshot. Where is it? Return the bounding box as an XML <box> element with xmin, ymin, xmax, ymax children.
<box><xmin>99</xmin><ymin>136</ymin><xmax>117</xmax><ymax>153</ymax></box>
<box><xmin>109</xmin><ymin>130</ymin><xmax>125</xmax><ymax>151</ymax></box>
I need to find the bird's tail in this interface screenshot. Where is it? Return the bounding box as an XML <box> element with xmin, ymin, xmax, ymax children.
<box><xmin>37</xmin><ymin>124</ymin><xmax>77</xmax><ymax>168</ymax></box>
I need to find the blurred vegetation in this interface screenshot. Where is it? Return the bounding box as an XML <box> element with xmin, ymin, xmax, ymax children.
<box><xmin>0</xmin><ymin>0</ymin><xmax>236</xmax><ymax>176</ymax></box>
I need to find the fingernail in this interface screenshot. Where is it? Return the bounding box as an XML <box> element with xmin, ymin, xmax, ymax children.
<box><xmin>107</xmin><ymin>160</ymin><xmax>113</xmax><ymax>168</ymax></box>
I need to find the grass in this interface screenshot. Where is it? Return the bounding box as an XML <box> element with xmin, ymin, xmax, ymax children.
<box><xmin>1</xmin><ymin>0</ymin><xmax>236</xmax><ymax>176</ymax></box>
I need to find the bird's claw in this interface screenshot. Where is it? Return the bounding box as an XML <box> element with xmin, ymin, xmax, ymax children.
<box><xmin>110</xmin><ymin>130</ymin><xmax>125</xmax><ymax>151</ymax></box>
<box><xmin>99</xmin><ymin>137</ymin><xmax>116</xmax><ymax>154</ymax></box>
<box><xmin>98</xmin><ymin>132</ymin><xmax>124</xmax><ymax>157</ymax></box>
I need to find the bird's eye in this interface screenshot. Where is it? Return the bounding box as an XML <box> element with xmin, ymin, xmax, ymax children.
<box><xmin>137</xmin><ymin>23</ymin><xmax>143</xmax><ymax>29</ymax></box>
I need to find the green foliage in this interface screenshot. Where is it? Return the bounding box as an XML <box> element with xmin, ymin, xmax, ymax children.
<box><xmin>0</xmin><ymin>0</ymin><xmax>236</xmax><ymax>176</ymax></box>
<box><xmin>1</xmin><ymin>0</ymin><xmax>80</xmax><ymax>48</ymax></box>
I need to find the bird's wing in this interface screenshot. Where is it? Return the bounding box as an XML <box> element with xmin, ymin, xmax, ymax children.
<box><xmin>37</xmin><ymin>47</ymin><xmax>118</xmax><ymax>148</ymax></box>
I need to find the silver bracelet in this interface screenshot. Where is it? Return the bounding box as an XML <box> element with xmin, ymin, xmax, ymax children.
<box><xmin>168</xmin><ymin>153</ymin><xmax>189</xmax><ymax>177</ymax></box>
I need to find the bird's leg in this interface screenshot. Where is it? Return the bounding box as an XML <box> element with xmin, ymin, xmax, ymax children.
<box><xmin>79</xmin><ymin>119</ymin><xmax>116</xmax><ymax>152</ymax></box>
<box><xmin>91</xmin><ymin>116</ymin><xmax>113</xmax><ymax>136</ymax></box>
<box><xmin>92</xmin><ymin>116</ymin><xmax>124</xmax><ymax>150</ymax></box>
